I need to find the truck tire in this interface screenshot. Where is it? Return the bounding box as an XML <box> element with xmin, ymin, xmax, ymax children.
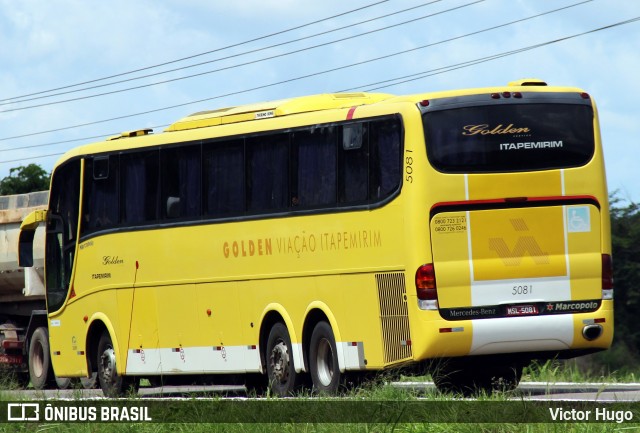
<box><xmin>28</xmin><ymin>327</ymin><xmax>51</xmax><ymax>390</ymax></box>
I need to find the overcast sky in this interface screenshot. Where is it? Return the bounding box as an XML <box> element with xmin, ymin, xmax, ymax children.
<box><xmin>1</xmin><ymin>0</ymin><xmax>638</xmax><ymax>202</ymax></box>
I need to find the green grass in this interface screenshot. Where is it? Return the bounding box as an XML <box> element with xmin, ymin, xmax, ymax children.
<box><xmin>522</xmin><ymin>359</ymin><xmax>640</xmax><ymax>384</ymax></box>
<box><xmin>1</xmin><ymin>364</ymin><xmax>639</xmax><ymax>432</ymax></box>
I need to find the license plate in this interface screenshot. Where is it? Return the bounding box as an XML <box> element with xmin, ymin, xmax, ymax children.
<box><xmin>506</xmin><ymin>304</ymin><xmax>539</xmax><ymax>316</ymax></box>
<box><xmin>0</xmin><ymin>354</ymin><xmax>23</xmax><ymax>364</ymax></box>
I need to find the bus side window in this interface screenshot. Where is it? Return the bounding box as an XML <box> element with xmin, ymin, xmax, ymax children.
<box><xmin>370</xmin><ymin>118</ymin><xmax>401</xmax><ymax>199</ymax></box>
<box><xmin>161</xmin><ymin>145</ymin><xmax>201</xmax><ymax>219</ymax></box>
<box><xmin>121</xmin><ymin>151</ymin><xmax>159</xmax><ymax>225</ymax></box>
<box><xmin>292</xmin><ymin>126</ymin><xmax>337</xmax><ymax>208</ymax></box>
<box><xmin>339</xmin><ymin>122</ymin><xmax>369</xmax><ymax>205</ymax></box>
<box><xmin>203</xmin><ymin>140</ymin><xmax>245</xmax><ymax>217</ymax></box>
<box><xmin>82</xmin><ymin>156</ymin><xmax>119</xmax><ymax>234</ymax></box>
<box><xmin>247</xmin><ymin>134</ymin><xmax>289</xmax><ymax>213</ymax></box>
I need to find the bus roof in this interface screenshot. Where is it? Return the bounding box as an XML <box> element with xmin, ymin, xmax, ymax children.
<box><xmin>54</xmin><ymin>79</ymin><xmax>589</xmax><ymax>168</ymax></box>
<box><xmin>165</xmin><ymin>92</ymin><xmax>393</xmax><ymax>132</ymax></box>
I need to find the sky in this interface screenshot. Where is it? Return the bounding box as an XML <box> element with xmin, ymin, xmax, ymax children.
<box><xmin>0</xmin><ymin>0</ymin><xmax>638</xmax><ymax>202</ymax></box>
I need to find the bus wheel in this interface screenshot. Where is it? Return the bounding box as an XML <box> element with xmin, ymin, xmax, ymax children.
<box><xmin>97</xmin><ymin>331</ymin><xmax>137</xmax><ymax>397</ymax></box>
<box><xmin>55</xmin><ymin>376</ymin><xmax>72</xmax><ymax>390</ymax></box>
<box><xmin>81</xmin><ymin>355</ymin><xmax>98</xmax><ymax>389</ymax></box>
<box><xmin>309</xmin><ymin>321</ymin><xmax>341</xmax><ymax>395</ymax></box>
<box><xmin>28</xmin><ymin>327</ymin><xmax>52</xmax><ymax>390</ymax></box>
<box><xmin>266</xmin><ymin>322</ymin><xmax>302</xmax><ymax>397</ymax></box>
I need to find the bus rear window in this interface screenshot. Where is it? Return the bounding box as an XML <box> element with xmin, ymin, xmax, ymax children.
<box><xmin>424</xmin><ymin>103</ymin><xmax>595</xmax><ymax>173</ymax></box>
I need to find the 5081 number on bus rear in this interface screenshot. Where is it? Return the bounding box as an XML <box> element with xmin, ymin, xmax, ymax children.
<box><xmin>512</xmin><ymin>285</ymin><xmax>533</xmax><ymax>296</ymax></box>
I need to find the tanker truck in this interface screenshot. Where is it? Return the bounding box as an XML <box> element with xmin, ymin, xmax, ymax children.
<box><xmin>0</xmin><ymin>191</ymin><xmax>91</xmax><ymax>389</ymax></box>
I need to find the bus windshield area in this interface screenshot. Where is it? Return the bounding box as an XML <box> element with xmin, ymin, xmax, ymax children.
<box><xmin>423</xmin><ymin>103</ymin><xmax>595</xmax><ymax>173</ymax></box>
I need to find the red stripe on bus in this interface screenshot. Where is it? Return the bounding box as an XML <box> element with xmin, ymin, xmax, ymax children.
<box><xmin>346</xmin><ymin>106</ymin><xmax>357</xmax><ymax>120</ymax></box>
<box><xmin>430</xmin><ymin>195</ymin><xmax>598</xmax><ymax>213</ymax></box>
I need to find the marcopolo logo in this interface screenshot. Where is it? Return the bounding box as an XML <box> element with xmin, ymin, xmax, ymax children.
<box><xmin>546</xmin><ymin>301</ymin><xmax>599</xmax><ymax>313</ymax></box>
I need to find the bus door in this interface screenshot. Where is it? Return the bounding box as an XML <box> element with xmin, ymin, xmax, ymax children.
<box><xmin>45</xmin><ymin>160</ymin><xmax>86</xmax><ymax>376</ymax></box>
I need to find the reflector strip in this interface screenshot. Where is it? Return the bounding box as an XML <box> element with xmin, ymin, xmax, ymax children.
<box><xmin>595</xmin><ymin>318</ymin><xmax>606</xmax><ymax>323</ymax></box>
<box><xmin>77</xmin><ymin>351</ymin><xmax>85</xmax><ymax>356</ymax></box>
<box><xmin>53</xmin><ymin>351</ymin><xmax>61</xmax><ymax>356</ymax></box>
<box><xmin>400</xmin><ymin>340</ymin><xmax>412</xmax><ymax>346</ymax></box>
<box><xmin>439</xmin><ymin>327</ymin><xmax>464</xmax><ymax>333</ymax></box>
<box><xmin>247</xmin><ymin>345</ymin><xmax>257</xmax><ymax>350</ymax></box>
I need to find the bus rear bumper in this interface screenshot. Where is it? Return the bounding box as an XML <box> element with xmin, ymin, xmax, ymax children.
<box><xmin>411</xmin><ymin>300</ymin><xmax>613</xmax><ymax>361</ymax></box>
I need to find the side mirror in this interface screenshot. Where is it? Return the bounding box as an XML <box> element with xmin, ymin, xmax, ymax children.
<box><xmin>19</xmin><ymin>230</ymin><xmax>35</xmax><ymax>267</ymax></box>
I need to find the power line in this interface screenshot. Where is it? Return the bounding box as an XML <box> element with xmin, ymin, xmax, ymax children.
<box><xmin>2</xmin><ymin>152</ymin><xmax>64</xmax><ymax>165</ymax></box>
<box><xmin>0</xmin><ymin>125</ymin><xmax>170</xmax><ymax>153</ymax></box>
<box><xmin>0</xmin><ymin>16</ymin><xmax>640</xmax><ymax>163</ymax></box>
<box><xmin>0</xmin><ymin>0</ymin><xmax>391</xmax><ymax>103</ymax></box>
<box><xmin>0</xmin><ymin>0</ymin><xmax>483</xmax><ymax>113</ymax></box>
<box><xmin>0</xmin><ymin>0</ymin><xmax>593</xmax><ymax>143</ymax></box>
<box><xmin>356</xmin><ymin>17</ymin><xmax>640</xmax><ymax>92</ymax></box>
<box><xmin>1</xmin><ymin>1</ymin><xmax>444</xmax><ymax>107</ymax></box>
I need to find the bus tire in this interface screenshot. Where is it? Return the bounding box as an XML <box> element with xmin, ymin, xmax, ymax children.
<box><xmin>309</xmin><ymin>321</ymin><xmax>342</xmax><ymax>395</ymax></box>
<box><xmin>81</xmin><ymin>355</ymin><xmax>98</xmax><ymax>389</ymax></box>
<box><xmin>28</xmin><ymin>327</ymin><xmax>52</xmax><ymax>390</ymax></box>
<box><xmin>266</xmin><ymin>322</ymin><xmax>303</xmax><ymax>397</ymax></box>
<box><xmin>97</xmin><ymin>331</ymin><xmax>138</xmax><ymax>397</ymax></box>
<box><xmin>54</xmin><ymin>376</ymin><xmax>72</xmax><ymax>390</ymax></box>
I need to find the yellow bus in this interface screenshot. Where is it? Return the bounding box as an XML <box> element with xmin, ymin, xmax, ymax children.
<box><xmin>19</xmin><ymin>79</ymin><xmax>613</xmax><ymax>396</ymax></box>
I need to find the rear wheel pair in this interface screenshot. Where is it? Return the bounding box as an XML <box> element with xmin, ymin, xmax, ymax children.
<box><xmin>262</xmin><ymin>321</ymin><xmax>343</xmax><ymax>397</ymax></box>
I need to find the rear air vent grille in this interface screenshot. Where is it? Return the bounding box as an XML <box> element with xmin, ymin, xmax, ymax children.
<box><xmin>376</xmin><ymin>272</ymin><xmax>412</xmax><ymax>364</ymax></box>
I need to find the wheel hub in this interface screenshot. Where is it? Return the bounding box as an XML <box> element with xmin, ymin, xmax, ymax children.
<box><xmin>270</xmin><ymin>341</ymin><xmax>290</xmax><ymax>384</ymax></box>
<box><xmin>316</xmin><ymin>337</ymin><xmax>334</xmax><ymax>386</ymax></box>
<box><xmin>100</xmin><ymin>347</ymin><xmax>116</xmax><ymax>383</ymax></box>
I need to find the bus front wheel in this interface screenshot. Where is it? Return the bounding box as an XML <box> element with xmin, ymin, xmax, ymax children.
<box><xmin>28</xmin><ymin>327</ymin><xmax>51</xmax><ymax>390</ymax></box>
<box><xmin>266</xmin><ymin>322</ymin><xmax>303</xmax><ymax>397</ymax></box>
<box><xmin>97</xmin><ymin>331</ymin><xmax>138</xmax><ymax>397</ymax></box>
<box><xmin>309</xmin><ymin>321</ymin><xmax>342</xmax><ymax>395</ymax></box>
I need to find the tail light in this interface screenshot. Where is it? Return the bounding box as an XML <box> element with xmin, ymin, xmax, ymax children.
<box><xmin>416</xmin><ymin>264</ymin><xmax>438</xmax><ymax>310</ymax></box>
<box><xmin>602</xmin><ymin>254</ymin><xmax>613</xmax><ymax>300</ymax></box>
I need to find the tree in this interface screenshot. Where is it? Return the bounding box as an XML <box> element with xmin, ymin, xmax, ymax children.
<box><xmin>585</xmin><ymin>193</ymin><xmax>640</xmax><ymax>373</ymax></box>
<box><xmin>609</xmin><ymin>195</ymin><xmax>640</xmax><ymax>355</ymax></box>
<box><xmin>0</xmin><ymin>164</ymin><xmax>50</xmax><ymax>195</ymax></box>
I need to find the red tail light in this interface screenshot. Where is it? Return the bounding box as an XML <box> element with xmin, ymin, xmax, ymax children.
<box><xmin>416</xmin><ymin>263</ymin><xmax>437</xmax><ymax>300</ymax></box>
<box><xmin>602</xmin><ymin>254</ymin><xmax>613</xmax><ymax>291</ymax></box>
